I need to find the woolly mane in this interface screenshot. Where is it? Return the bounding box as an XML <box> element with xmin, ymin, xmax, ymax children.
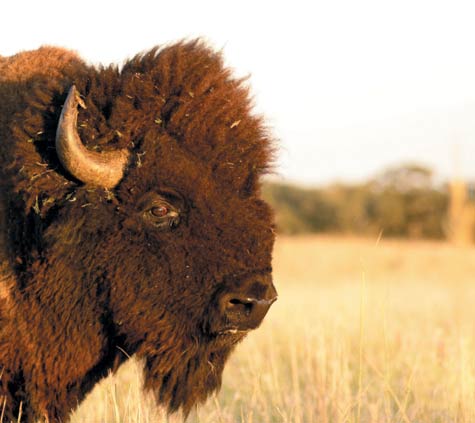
<box><xmin>2</xmin><ymin>41</ymin><xmax>274</xmax><ymax>213</ymax></box>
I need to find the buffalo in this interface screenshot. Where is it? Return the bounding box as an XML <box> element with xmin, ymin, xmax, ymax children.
<box><xmin>0</xmin><ymin>41</ymin><xmax>277</xmax><ymax>422</ymax></box>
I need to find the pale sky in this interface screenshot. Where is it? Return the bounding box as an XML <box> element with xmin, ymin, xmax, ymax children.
<box><xmin>2</xmin><ymin>0</ymin><xmax>475</xmax><ymax>186</ymax></box>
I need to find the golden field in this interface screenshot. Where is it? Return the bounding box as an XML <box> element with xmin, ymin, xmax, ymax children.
<box><xmin>71</xmin><ymin>235</ymin><xmax>475</xmax><ymax>423</ymax></box>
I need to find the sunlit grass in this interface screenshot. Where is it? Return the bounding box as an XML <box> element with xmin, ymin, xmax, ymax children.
<box><xmin>70</xmin><ymin>235</ymin><xmax>475</xmax><ymax>423</ymax></box>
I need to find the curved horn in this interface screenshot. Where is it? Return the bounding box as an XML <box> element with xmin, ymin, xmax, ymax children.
<box><xmin>55</xmin><ymin>85</ymin><xmax>130</xmax><ymax>189</ymax></box>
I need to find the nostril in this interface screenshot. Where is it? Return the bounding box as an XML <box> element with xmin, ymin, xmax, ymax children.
<box><xmin>228</xmin><ymin>297</ymin><xmax>255</xmax><ymax>315</ymax></box>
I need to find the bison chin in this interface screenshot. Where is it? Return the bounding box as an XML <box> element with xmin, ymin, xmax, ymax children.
<box><xmin>142</xmin><ymin>338</ymin><xmax>235</xmax><ymax>416</ymax></box>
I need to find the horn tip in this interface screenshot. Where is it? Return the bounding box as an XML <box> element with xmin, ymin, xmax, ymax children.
<box><xmin>68</xmin><ymin>85</ymin><xmax>86</xmax><ymax>109</ymax></box>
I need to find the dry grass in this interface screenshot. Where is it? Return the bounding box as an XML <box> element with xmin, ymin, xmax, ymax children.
<box><xmin>71</xmin><ymin>235</ymin><xmax>475</xmax><ymax>423</ymax></box>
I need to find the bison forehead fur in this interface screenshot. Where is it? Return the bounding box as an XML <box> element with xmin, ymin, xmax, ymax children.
<box><xmin>0</xmin><ymin>40</ymin><xmax>276</xmax><ymax>422</ymax></box>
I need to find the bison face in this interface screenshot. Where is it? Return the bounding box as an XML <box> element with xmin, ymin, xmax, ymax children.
<box><xmin>46</xmin><ymin>42</ymin><xmax>277</xmax><ymax>413</ymax></box>
<box><xmin>109</xmin><ymin>131</ymin><xmax>276</xmax><ymax>413</ymax></box>
<box><xmin>130</xmin><ymin>187</ymin><xmax>277</xmax><ymax>339</ymax></box>
<box><xmin>110</xmin><ymin>129</ymin><xmax>277</xmax><ymax>347</ymax></box>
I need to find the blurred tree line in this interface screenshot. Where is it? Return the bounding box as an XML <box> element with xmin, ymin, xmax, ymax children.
<box><xmin>262</xmin><ymin>164</ymin><xmax>449</xmax><ymax>239</ymax></box>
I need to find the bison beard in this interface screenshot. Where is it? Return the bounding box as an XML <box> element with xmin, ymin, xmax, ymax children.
<box><xmin>0</xmin><ymin>41</ymin><xmax>276</xmax><ymax>422</ymax></box>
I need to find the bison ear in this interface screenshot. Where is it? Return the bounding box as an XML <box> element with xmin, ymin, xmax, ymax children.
<box><xmin>55</xmin><ymin>85</ymin><xmax>130</xmax><ymax>189</ymax></box>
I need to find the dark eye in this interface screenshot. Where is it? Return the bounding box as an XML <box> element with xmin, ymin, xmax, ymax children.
<box><xmin>143</xmin><ymin>200</ymin><xmax>180</xmax><ymax>231</ymax></box>
<box><xmin>150</xmin><ymin>205</ymin><xmax>169</xmax><ymax>217</ymax></box>
<box><xmin>138</xmin><ymin>191</ymin><xmax>184</xmax><ymax>232</ymax></box>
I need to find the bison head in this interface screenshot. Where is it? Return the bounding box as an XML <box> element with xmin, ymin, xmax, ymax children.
<box><xmin>16</xmin><ymin>41</ymin><xmax>277</xmax><ymax>415</ymax></box>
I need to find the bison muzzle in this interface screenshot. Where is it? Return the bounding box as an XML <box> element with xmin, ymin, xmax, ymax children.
<box><xmin>0</xmin><ymin>40</ymin><xmax>276</xmax><ymax>422</ymax></box>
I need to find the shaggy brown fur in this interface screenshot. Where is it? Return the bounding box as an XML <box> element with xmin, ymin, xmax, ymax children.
<box><xmin>0</xmin><ymin>41</ymin><xmax>276</xmax><ymax>422</ymax></box>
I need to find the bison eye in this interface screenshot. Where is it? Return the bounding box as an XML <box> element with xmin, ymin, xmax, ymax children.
<box><xmin>144</xmin><ymin>203</ymin><xmax>180</xmax><ymax>230</ymax></box>
<box><xmin>139</xmin><ymin>191</ymin><xmax>184</xmax><ymax>231</ymax></box>
<box><xmin>150</xmin><ymin>205</ymin><xmax>169</xmax><ymax>217</ymax></box>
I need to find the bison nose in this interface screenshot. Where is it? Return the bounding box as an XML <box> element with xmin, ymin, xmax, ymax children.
<box><xmin>220</xmin><ymin>281</ymin><xmax>277</xmax><ymax>331</ymax></box>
